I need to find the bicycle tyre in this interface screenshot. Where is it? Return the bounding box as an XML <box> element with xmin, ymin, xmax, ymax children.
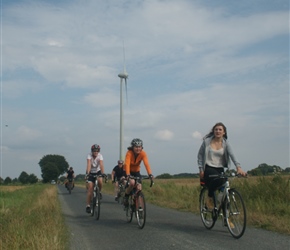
<box><xmin>136</xmin><ymin>192</ymin><xmax>146</xmax><ymax>229</ymax></box>
<box><xmin>91</xmin><ymin>195</ymin><xmax>95</xmax><ymax>217</ymax></box>
<box><xmin>126</xmin><ymin>196</ymin><xmax>133</xmax><ymax>223</ymax></box>
<box><xmin>94</xmin><ymin>191</ymin><xmax>101</xmax><ymax>220</ymax></box>
<box><xmin>225</xmin><ymin>188</ymin><xmax>246</xmax><ymax>239</ymax></box>
<box><xmin>68</xmin><ymin>183</ymin><xmax>72</xmax><ymax>194</ymax></box>
<box><xmin>200</xmin><ymin>187</ymin><xmax>216</xmax><ymax>229</ymax></box>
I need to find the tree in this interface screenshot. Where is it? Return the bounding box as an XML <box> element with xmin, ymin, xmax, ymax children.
<box><xmin>12</xmin><ymin>178</ymin><xmax>18</xmax><ymax>184</ymax></box>
<box><xmin>41</xmin><ymin>163</ymin><xmax>59</xmax><ymax>183</ymax></box>
<box><xmin>4</xmin><ymin>177</ymin><xmax>12</xmax><ymax>185</ymax></box>
<box><xmin>39</xmin><ymin>154</ymin><xmax>69</xmax><ymax>182</ymax></box>
<box><xmin>18</xmin><ymin>171</ymin><xmax>29</xmax><ymax>184</ymax></box>
<box><xmin>28</xmin><ymin>174</ymin><xmax>38</xmax><ymax>184</ymax></box>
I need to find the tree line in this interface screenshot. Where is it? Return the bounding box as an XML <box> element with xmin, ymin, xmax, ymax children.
<box><xmin>1</xmin><ymin>154</ymin><xmax>289</xmax><ymax>184</ymax></box>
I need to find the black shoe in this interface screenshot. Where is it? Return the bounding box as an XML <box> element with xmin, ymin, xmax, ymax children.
<box><xmin>86</xmin><ymin>206</ymin><xmax>91</xmax><ymax>214</ymax></box>
<box><xmin>115</xmin><ymin>196</ymin><xmax>118</xmax><ymax>201</ymax></box>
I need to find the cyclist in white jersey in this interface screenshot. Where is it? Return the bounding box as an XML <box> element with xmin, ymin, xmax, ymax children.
<box><xmin>85</xmin><ymin>144</ymin><xmax>105</xmax><ymax>213</ymax></box>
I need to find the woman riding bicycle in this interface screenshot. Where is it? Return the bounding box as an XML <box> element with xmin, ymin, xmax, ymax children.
<box><xmin>111</xmin><ymin>160</ymin><xmax>126</xmax><ymax>201</ymax></box>
<box><xmin>197</xmin><ymin>122</ymin><xmax>246</xmax><ymax>209</ymax></box>
<box><xmin>123</xmin><ymin>138</ymin><xmax>154</xmax><ymax>207</ymax></box>
<box><xmin>85</xmin><ymin>144</ymin><xmax>105</xmax><ymax>213</ymax></box>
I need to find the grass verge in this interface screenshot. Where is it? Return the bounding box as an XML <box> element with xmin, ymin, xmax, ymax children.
<box><xmin>0</xmin><ymin>185</ymin><xmax>68</xmax><ymax>250</ymax></box>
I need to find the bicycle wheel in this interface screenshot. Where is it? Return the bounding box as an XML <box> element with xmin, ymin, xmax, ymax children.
<box><xmin>125</xmin><ymin>196</ymin><xmax>133</xmax><ymax>223</ymax></box>
<box><xmin>94</xmin><ymin>191</ymin><xmax>101</xmax><ymax>220</ymax></box>
<box><xmin>136</xmin><ymin>192</ymin><xmax>146</xmax><ymax>229</ymax></box>
<box><xmin>68</xmin><ymin>183</ymin><xmax>72</xmax><ymax>194</ymax></box>
<box><xmin>225</xmin><ymin>188</ymin><xmax>246</xmax><ymax>239</ymax></box>
<box><xmin>91</xmin><ymin>194</ymin><xmax>95</xmax><ymax>217</ymax></box>
<box><xmin>200</xmin><ymin>187</ymin><xmax>216</xmax><ymax>229</ymax></box>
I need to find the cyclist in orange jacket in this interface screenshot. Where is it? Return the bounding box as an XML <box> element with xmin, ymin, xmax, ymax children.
<box><xmin>123</xmin><ymin>138</ymin><xmax>154</xmax><ymax>207</ymax></box>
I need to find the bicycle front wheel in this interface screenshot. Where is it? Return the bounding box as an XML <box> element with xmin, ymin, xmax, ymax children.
<box><xmin>200</xmin><ymin>187</ymin><xmax>215</xmax><ymax>229</ymax></box>
<box><xmin>126</xmin><ymin>197</ymin><xmax>133</xmax><ymax>223</ymax></box>
<box><xmin>225</xmin><ymin>188</ymin><xmax>246</xmax><ymax>239</ymax></box>
<box><xmin>136</xmin><ymin>192</ymin><xmax>146</xmax><ymax>229</ymax></box>
<box><xmin>94</xmin><ymin>191</ymin><xmax>101</xmax><ymax>220</ymax></box>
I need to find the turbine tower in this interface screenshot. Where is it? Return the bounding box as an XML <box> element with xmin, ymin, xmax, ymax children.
<box><xmin>118</xmin><ymin>43</ymin><xmax>128</xmax><ymax>161</ymax></box>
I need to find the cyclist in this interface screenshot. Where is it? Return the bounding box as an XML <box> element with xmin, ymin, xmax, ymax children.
<box><xmin>65</xmin><ymin>167</ymin><xmax>75</xmax><ymax>189</ymax></box>
<box><xmin>123</xmin><ymin>138</ymin><xmax>154</xmax><ymax>207</ymax></box>
<box><xmin>111</xmin><ymin>160</ymin><xmax>126</xmax><ymax>201</ymax></box>
<box><xmin>85</xmin><ymin>144</ymin><xmax>105</xmax><ymax>213</ymax></box>
<box><xmin>197</xmin><ymin>122</ymin><xmax>247</xmax><ymax>211</ymax></box>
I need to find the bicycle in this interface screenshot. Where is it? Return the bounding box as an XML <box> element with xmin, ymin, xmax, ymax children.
<box><xmin>66</xmin><ymin>178</ymin><xmax>74</xmax><ymax>194</ymax></box>
<box><xmin>124</xmin><ymin>176</ymin><xmax>154</xmax><ymax>229</ymax></box>
<box><xmin>89</xmin><ymin>173</ymin><xmax>107</xmax><ymax>220</ymax></box>
<box><xmin>116</xmin><ymin>178</ymin><xmax>126</xmax><ymax>204</ymax></box>
<box><xmin>199</xmin><ymin>172</ymin><xmax>247</xmax><ymax>239</ymax></box>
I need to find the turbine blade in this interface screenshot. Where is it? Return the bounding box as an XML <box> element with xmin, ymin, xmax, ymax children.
<box><xmin>123</xmin><ymin>40</ymin><xmax>127</xmax><ymax>73</ymax></box>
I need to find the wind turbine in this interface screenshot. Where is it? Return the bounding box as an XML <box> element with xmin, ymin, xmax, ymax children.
<box><xmin>118</xmin><ymin>42</ymin><xmax>128</xmax><ymax>161</ymax></box>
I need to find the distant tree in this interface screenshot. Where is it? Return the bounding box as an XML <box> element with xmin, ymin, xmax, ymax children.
<box><xmin>248</xmin><ymin>163</ymin><xmax>284</xmax><ymax>176</ymax></box>
<box><xmin>39</xmin><ymin>154</ymin><xmax>69</xmax><ymax>182</ymax></box>
<box><xmin>18</xmin><ymin>171</ymin><xmax>30</xmax><ymax>184</ymax></box>
<box><xmin>28</xmin><ymin>174</ymin><xmax>38</xmax><ymax>184</ymax></box>
<box><xmin>284</xmin><ymin>167</ymin><xmax>290</xmax><ymax>173</ymax></box>
<box><xmin>12</xmin><ymin>178</ymin><xmax>18</xmax><ymax>183</ymax></box>
<box><xmin>4</xmin><ymin>177</ymin><xmax>12</xmax><ymax>185</ymax></box>
<box><xmin>41</xmin><ymin>163</ymin><xmax>59</xmax><ymax>183</ymax></box>
<box><xmin>75</xmin><ymin>174</ymin><xmax>86</xmax><ymax>181</ymax></box>
<box><xmin>0</xmin><ymin>176</ymin><xmax>3</xmax><ymax>185</ymax></box>
<box><xmin>156</xmin><ymin>173</ymin><xmax>173</xmax><ymax>179</ymax></box>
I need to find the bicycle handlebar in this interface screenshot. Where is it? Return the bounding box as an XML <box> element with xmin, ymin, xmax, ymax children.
<box><xmin>208</xmin><ymin>173</ymin><xmax>247</xmax><ymax>178</ymax></box>
<box><xmin>128</xmin><ymin>175</ymin><xmax>154</xmax><ymax>187</ymax></box>
<box><xmin>89</xmin><ymin>173</ymin><xmax>108</xmax><ymax>183</ymax></box>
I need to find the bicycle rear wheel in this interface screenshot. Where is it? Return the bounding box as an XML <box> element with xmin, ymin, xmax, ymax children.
<box><xmin>136</xmin><ymin>192</ymin><xmax>146</xmax><ymax>229</ymax></box>
<box><xmin>125</xmin><ymin>196</ymin><xmax>133</xmax><ymax>223</ymax></box>
<box><xmin>200</xmin><ymin>187</ymin><xmax>216</xmax><ymax>229</ymax></box>
<box><xmin>94</xmin><ymin>191</ymin><xmax>101</xmax><ymax>220</ymax></box>
<box><xmin>225</xmin><ymin>188</ymin><xmax>246</xmax><ymax>239</ymax></box>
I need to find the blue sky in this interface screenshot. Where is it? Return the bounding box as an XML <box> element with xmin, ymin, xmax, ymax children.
<box><xmin>0</xmin><ymin>0</ymin><xmax>289</xmax><ymax>179</ymax></box>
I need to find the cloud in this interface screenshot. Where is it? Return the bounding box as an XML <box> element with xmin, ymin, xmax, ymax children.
<box><xmin>155</xmin><ymin>130</ymin><xmax>174</xmax><ymax>141</ymax></box>
<box><xmin>192</xmin><ymin>131</ymin><xmax>203</xmax><ymax>140</ymax></box>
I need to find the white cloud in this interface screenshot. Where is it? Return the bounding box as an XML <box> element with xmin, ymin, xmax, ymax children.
<box><xmin>155</xmin><ymin>130</ymin><xmax>174</xmax><ymax>141</ymax></box>
<box><xmin>192</xmin><ymin>131</ymin><xmax>203</xmax><ymax>140</ymax></box>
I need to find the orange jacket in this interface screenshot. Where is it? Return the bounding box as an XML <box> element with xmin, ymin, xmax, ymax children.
<box><xmin>124</xmin><ymin>150</ymin><xmax>152</xmax><ymax>176</ymax></box>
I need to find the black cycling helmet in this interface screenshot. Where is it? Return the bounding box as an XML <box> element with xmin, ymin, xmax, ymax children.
<box><xmin>118</xmin><ymin>160</ymin><xmax>123</xmax><ymax>164</ymax></box>
<box><xmin>91</xmin><ymin>144</ymin><xmax>100</xmax><ymax>152</ymax></box>
<box><xmin>131</xmin><ymin>138</ymin><xmax>143</xmax><ymax>147</ymax></box>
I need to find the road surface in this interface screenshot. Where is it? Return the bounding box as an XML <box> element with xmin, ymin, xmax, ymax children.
<box><xmin>57</xmin><ymin>186</ymin><xmax>289</xmax><ymax>250</ymax></box>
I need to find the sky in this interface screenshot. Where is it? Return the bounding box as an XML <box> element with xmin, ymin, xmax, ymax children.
<box><xmin>0</xmin><ymin>0</ymin><xmax>289</xmax><ymax>179</ymax></box>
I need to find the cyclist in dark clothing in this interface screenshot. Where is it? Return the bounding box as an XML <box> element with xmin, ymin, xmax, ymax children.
<box><xmin>111</xmin><ymin>160</ymin><xmax>125</xmax><ymax>201</ymax></box>
<box><xmin>65</xmin><ymin>167</ymin><xmax>75</xmax><ymax>189</ymax></box>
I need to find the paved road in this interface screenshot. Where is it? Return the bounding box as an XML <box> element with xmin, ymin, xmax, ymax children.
<box><xmin>58</xmin><ymin>186</ymin><xmax>289</xmax><ymax>250</ymax></box>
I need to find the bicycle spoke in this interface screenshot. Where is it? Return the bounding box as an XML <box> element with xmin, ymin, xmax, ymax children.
<box><xmin>200</xmin><ymin>187</ymin><xmax>216</xmax><ymax>229</ymax></box>
<box><xmin>126</xmin><ymin>197</ymin><xmax>133</xmax><ymax>223</ymax></box>
<box><xmin>136</xmin><ymin>192</ymin><xmax>146</xmax><ymax>229</ymax></box>
<box><xmin>225</xmin><ymin>189</ymin><xmax>246</xmax><ymax>238</ymax></box>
